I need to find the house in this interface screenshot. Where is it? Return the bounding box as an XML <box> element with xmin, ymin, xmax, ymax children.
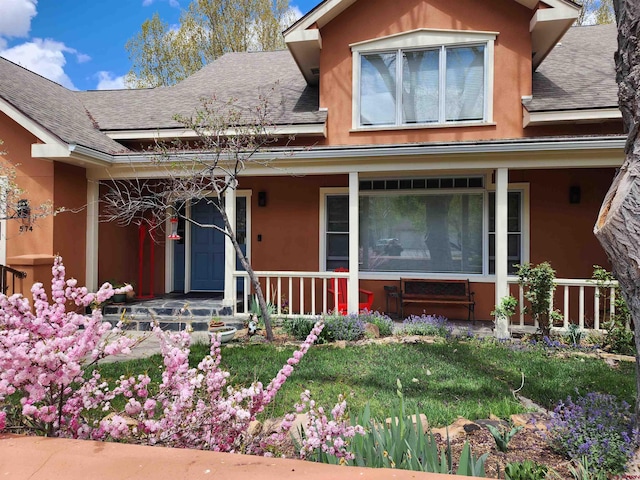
<box><xmin>0</xmin><ymin>0</ymin><xmax>625</xmax><ymax>330</ymax></box>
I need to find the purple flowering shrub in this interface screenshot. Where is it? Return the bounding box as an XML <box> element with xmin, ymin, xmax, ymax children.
<box><xmin>0</xmin><ymin>257</ymin><xmax>325</xmax><ymax>453</ymax></box>
<box><xmin>547</xmin><ymin>392</ymin><xmax>638</xmax><ymax>474</ymax></box>
<box><xmin>401</xmin><ymin>314</ymin><xmax>452</xmax><ymax>338</ymax></box>
<box><xmin>324</xmin><ymin>313</ymin><xmax>365</xmax><ymax>341</ymax></box>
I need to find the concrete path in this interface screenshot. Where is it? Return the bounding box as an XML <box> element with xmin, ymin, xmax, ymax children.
<box><xmin>98</xmin><ymin>330</ymin><xmax>213</xmax><ymax>363</ymax></box>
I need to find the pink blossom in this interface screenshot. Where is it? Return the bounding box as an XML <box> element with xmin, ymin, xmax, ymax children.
<box><xmin>0</xmin><ymin>257</ymin><xmax>327</xmax><ymax>453</ymax></box>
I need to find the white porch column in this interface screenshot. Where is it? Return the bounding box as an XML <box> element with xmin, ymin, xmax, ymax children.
<box><xmin>223</xmin><ymin>186</ymin><xmax>236</xmax><ymax>308</ymax></box>
<box><xmin>348</xmin><ymin>172</ymin><xmax>359</xmax><ymax>314</ymax></box>
<box><xmin>494</xmin><ymin>168</ymin><xmax>510</xmax><ymax>339</ymax></box>
<box><xmin>85</xmin><ymin>180</ymin><xmax>99</xmax><ymax>291</ymax></box>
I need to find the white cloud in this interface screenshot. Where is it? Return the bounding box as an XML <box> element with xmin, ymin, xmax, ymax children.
<box><xmin>0</xmin><ymin>38</ymin><xmax>76</xmax><ymax>89</ymax></box>
<box><xmin>288</xmin><ymin>5</ymin><xmax>303</xmax><ymax>21</ymax></box>
<box><xmin>95</xmin><ymin>71</ymin><xmax>126</xmax><ymax>90</ymax></box>
<box><xmin>0</xmin><ymin>0</ymin><xmax>37</xmax><ymax>38</ymax></box>
<box><xmin>142</xmin><ymin>0</ymin><xmax>180</xmax><ymax>7</ymax></box>
<box><xmin>76</xmin><ymin>53</ymin><xmax>91</xmax><ymax>63</ymax></box>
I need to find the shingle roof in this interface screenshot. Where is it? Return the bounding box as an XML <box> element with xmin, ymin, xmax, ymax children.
<box><xmin>76</xmin><ymin>50</ymin><xmax>326</xmax><ymax>132</ymax></box>
<box><xmin>0</xmin><ymin>25</ymin><xmax>619</xmax><ymax>157</ymax></box>
<box><xmin>529</xmin><ymin>23</ymin><xmax>618</xmax><ymax>112</ymax></box>
<box><xmin>0</xmin><ymin>57</ymin><xmax>129</xmax><ymax>154</ymax></box>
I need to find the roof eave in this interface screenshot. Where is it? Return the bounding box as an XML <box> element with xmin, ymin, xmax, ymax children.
<box><xmin>31</xmin><ymin>143</ymin><xmax>113</xmax><ymax>167</ymax></box>
<box><xmin>530</xmin><ymin>0</ymin><xmax>580</xmax><ymax>70</ymax></box>
<box><xmin>523</xmin><ymin>106</ymin><xmax>622</xmax><ymax>127</ymax></box>
<box><xmin>285</xmin><ymin>0</ymin><xmax>580</xmax><ymax>83</ymax></box>
<box><xmin>104</xmin><ymin>123</ymin><xmax>328</xmax><ymax>141</ymax></box>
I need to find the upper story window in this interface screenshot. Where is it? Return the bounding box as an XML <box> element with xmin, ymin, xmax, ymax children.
<box><xmin>352</xmin><ymin>29</ymin><xmax>496</xmax><ymax>130</ymax></box>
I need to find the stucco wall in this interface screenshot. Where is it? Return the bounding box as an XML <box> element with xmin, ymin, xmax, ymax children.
<box><xmin>97</xmin><ymin>182</ymin><xmax>166</xmax><ymax>293</ymax></box>
<box><xmin>241</xmin><ymin>175</ymin><xmax>349</xmax><ymax>272</ymax></box>
<box><xmin>317</xmin><ymin>0</ymin><xmax>532</xmax><ymax>146</ymax></box>
<box><xmin>53</xmin><ymin>162</ymin><xmax>87</xmax><ymax>283</ymax></box>
<box><xmin>0</xmin><ymin>112</ymin><xmax>54</xmax><ymax>259</ymax></box>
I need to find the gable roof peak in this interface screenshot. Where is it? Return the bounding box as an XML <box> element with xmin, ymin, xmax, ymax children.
<box><xmin>285</xmin><ymin>0</ymin><xmax>580</xmax><ymax>84</ymax></box>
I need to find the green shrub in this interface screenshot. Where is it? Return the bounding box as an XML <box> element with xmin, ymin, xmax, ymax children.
<box><xmin>485</xmin><ymin>423</ymin><xmax>522</xmax><ymax>453</ymax></box>
<box><xmin>504</xmin><ymin>460</ymin><xmax>548</xmax><ymax>480</ymax></box>
<box><xmin>516</xmin><ymin>262</ymin><xmax>559</xmax><ymax>337</ymax></box>
<box><xmin>358</xmin><ymin>311</ymin><xmax>394</xmax><ymax>336</ymax></box>
<box><xmin>282</xmin><ymin>317</ymin><xmax>318</xmax><ymax>341</ymax></box>
<box><xmin>592</xmin><ymin>265</ymin><xmax>635</xmax><ymax>355</ymax></box>
<box><xmin>283</xmin><ymin>315</ymin><xmax>365</xmax><ymax>343</ymax></box>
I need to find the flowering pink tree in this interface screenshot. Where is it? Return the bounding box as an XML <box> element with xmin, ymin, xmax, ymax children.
<box><xmin>0</xmin><ymin>257</ymin><xmax>325</xmax><ymax>452</ymax></box>
<box><xmin>0</xmin><ymin>257</ymin><xmax>136</xmax><ymax>437</ymax></box>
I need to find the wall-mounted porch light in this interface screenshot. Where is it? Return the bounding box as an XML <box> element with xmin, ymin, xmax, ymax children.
<box><xmin>16</xmin><ymin>199</ymin><xmax>31</xmax><ymax>226</ymax></box>
<box><xmin>167</xmin><ymin>216</ymin><xmax>181</xmax><ymax>240</ymax></box>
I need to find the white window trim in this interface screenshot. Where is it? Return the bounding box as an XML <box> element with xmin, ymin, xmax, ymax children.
<box><xmin>319</xmin><ymin>180</ymin><xmax>529</xmax><ymax>282</ymax></box>
<box><xmin>486</xmin><ymin>182</ymin><xmax>530</xmax><ymax>272</ymax></box>
<box><xmin>319</xmin><ymin>187</ymin><xmax>349</xmax><ymax>271</ymax></box>
<box><xmin>351</xmin><ymin>28</ymin><xmax>496</xmax><ymax>130</ymax></box>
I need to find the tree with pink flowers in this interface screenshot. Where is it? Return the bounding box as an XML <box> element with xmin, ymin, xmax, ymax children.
<box><xmin>0</xmin><ymin>256</ymin><xmax>325</xmax><ymax>452</ymax></box>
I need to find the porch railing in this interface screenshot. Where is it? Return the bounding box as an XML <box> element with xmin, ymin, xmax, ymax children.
<box><xmin>507</xmin><ymin>276</ymin><xmax>621</xmax><ymax>331</ymax></box>
<box><xmin>1</xmin><ymin>264</ymin><xmax>27</xmax><ymax>296</ymax></box>
<box><xmin>232</xmin><ymin>270</ymin><xmax>350</xmax><ymax>318</ymax></box>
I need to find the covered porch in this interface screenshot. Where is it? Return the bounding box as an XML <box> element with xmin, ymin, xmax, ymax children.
<box><xmin>85</xmin><ymin>139</ymin><xmax>624</xmax><ymax>335</ymax></box>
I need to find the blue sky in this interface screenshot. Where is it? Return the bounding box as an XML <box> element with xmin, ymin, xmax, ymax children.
<box><xmin>0</xmin><ymin>0</ymin><xmax>318</xmax><ymax>91</ymax></box>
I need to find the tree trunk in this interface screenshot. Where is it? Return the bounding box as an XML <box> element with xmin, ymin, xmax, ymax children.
<box><xmin>425</xmin><ymin>195</ymin><xmax>453</xmax><ymax>271</ymax></box>
<box><xmin>218</xmin><ymin>201</ymin><xmax>274</xmax><ymax>341</ymax></box>
<box><xmin>594</xmin><ymin>0</ymin><xmax>640</xmax><ymax>422</ymax></box>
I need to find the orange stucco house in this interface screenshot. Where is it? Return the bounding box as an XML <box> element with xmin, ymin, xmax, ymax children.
<box><xmin>0</xmin><ymin>0</ymin><xmax>624</xmax><ymax>331</ymax></box>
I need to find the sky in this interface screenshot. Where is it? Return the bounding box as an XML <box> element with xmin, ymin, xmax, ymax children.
<box><xmin>0</xmin><ymin>0</ymin><xmax>318</xmax><ymax>91</ymax></box>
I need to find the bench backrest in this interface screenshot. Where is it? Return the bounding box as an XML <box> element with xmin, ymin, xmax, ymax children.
<box><xmin>401</xmin><ymin>279</ymin><xmax>471</xmax><ymax>300</ymax></box>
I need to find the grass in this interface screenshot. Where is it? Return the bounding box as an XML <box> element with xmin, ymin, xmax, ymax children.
<box><xmin>94</xmin><ymin>338</ymin><xmax>636</xmax><ymax>426</ymax></box>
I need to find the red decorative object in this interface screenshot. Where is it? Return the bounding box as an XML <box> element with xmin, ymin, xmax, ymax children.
<box><xmin>327</xmin><ymin>267</ymin><xmax>374</xmax><ymax>315</ymax></box>
<box><xmin>168</xmin><ymin>216</ymin><xmax>181</xmax><ymax>240</ymax></box>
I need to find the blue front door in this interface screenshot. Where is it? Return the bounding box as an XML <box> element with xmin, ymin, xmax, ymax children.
<box><xmin>190</xmin><ymin>199</ymin><xmax>225</xmax><ymax>291</ymax></box>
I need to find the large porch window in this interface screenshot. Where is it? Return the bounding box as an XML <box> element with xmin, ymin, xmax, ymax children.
<box><xmin>360</xmin><ymin>193</ymin><xmax>483</xmax><ymax>274</ymax></box>
<box><xmin>322</xmin><ymin>178</ymin><xmax>526</xmax><ymax>276</ymax></box>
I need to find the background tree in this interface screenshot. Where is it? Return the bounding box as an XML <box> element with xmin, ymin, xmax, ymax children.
<box><xmin>576</xmin><ymin>0</ymin><xmax>614</xmax><ymax>25</ymax></box>
<box><xmin>594</xmin><ymin>0</ymin><xmax>640</xmax><ymax>422</ymax></box>
<box><xmin>126</xmin><ymin>0</ymin><xmax>294</xmax><ymax>88</ymax></box>
<box><xmin>100</xmin><ymin>95</ymin><xmax>283</xmax><ymax>341</ymax></box>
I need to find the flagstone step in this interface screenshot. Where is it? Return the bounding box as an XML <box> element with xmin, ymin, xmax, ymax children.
<box><xmin>101</xmin><ymin>297</ymin><xmax>240</xmax><ymax>332</ymax></box>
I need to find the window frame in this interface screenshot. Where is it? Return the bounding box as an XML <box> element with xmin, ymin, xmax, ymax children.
<box><xmin>320</xmin><ymin>180</ymin><xmax>529</xmax><ymax>282</ymax></box>
<box><xmin>351</xmin><ymin>28</ymin><xmax>496</xmax><ymax>131</ymax></box>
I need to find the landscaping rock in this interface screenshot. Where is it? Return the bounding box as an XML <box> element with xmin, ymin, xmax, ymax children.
<box><xmin>364</xmin><ymin>323</ymin><xmax>380</xmax><ymax>338</ymax></box>
<box><xmin>247</xmin><ymin>420</ymin><xmax>262</xmax><ymax>437</ymax></box>
<box><xmin>432</xmin><ymin>417</ymin><xmax>478</xmax><ymax>440</ymax></box>
<box><xmin>334</xmin><ymin>340</ymin><xmax>347</xmax><ymax>349</ymax></box>
<box><xmin>510</xmin><ymin>413</ymin><xmax>548</xmax><ymax>431</ymax></box>
<box><xmin>261</xmin><ymin>418</ymin><xmax>281</xmax><ymax>435</ymax></box>
<box><xmin>289</xmin><ymin>413</ymin><xmax>308</xmax><ymax>441</ymax></box>
<box><xmin>475</xmin><ymin>418</ymin><xmax>509</xmax><ymax>430</ymax></box>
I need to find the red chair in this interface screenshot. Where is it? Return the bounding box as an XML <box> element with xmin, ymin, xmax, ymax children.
<box><xmin>327</xmin><ymin>267</ymin><xmax>374</xmax><ymax>314</ymax></box>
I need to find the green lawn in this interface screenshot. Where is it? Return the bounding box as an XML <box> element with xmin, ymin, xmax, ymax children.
<box><xmin>94</xmin><ymin>338</ymin><xmax>636</xmax><ymax>427</ymax></box>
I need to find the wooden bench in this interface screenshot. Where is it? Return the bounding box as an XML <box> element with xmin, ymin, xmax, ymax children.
<box><xmin>400</xmin><ymin>278</ymin><xmax>475</xmax><ymax>322</ymax></box>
